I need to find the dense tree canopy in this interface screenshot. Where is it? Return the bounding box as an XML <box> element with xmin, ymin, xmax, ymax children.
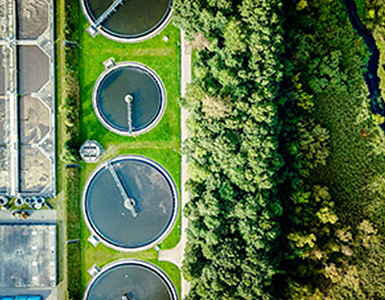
<box><xmin>174</xmin><ymin>0</ymin><xmax>385</xmax><ymax>299</ymax></box>
<box><xmin>174</xmin><ymin>0</ymin><xmax>284</xmax><ymax>299</ymax></box>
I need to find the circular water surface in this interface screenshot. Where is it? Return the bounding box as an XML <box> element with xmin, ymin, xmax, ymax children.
<box><xmin>84</xmin><ymin>260</ymin><xmax>178</xmax><ymax>300</ymax></box>
<box><xmin>82</xmin><ymin>155</ymin><xmax>178</xmax><ymax>251</ymax></box>
<box><xmin>93</xmin><ymin>62</ymin><xmax>166</xmax><ymax>136</ymax></box>
<box><xmin>81</xmin><ymin>0</ymin><xmax>172</xmax><ymax>42</ymax></box>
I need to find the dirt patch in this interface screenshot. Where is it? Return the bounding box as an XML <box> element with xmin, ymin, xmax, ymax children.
<box><xmin>0</xmin><ymin>98</ymin><xmax>6</xmax><ymax>145</ymax></box>
<box><xmin>18</xmin><ymin>45</ymin><xmax>50</xmax><ymax>94</ymax></box>
<box><xmin>19</xmin><ymin>96</ymin><xmax>50</xmax><ymax>144</ymax></box>
<box><xmin>0</xmin><ymin>1</ymin><xmax>4</xmax><ymax>38</ymax></box>
<box><xmin>17</xmin><ymin>0</ymin><xmax>49</xmax><ymax>40</ymax></box>
<box><xmin>0</xmin><ymin>50</ymin><xmax>5</xmax><ymax>95</ymax></box>
<box><xmin>19</xmin><ymin>146</ymin><xmax>51</xmax><ymax>193</ymax></box>
<box><xmin>0</xmin><ymin>148</ymin><xmax>8</xmax><ymax>192</ymax></box>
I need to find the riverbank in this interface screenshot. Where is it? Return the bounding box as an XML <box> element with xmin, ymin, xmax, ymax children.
<box><xmin>344</xmin><ymin>0</ymin><xmax>385</xmax><ymax>128</ymax></box>
<box><xmin>352</xmin><ymin>0</ymin><xmax>385</xmax><ymax>108</ymax></box>
<box><xmin>280</xmin><ymin>0</ymin><xmax>385</xmax><ymax>297</ymax></box>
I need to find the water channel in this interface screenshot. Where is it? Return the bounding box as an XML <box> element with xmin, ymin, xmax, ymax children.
<box><xmin>344</xmin><ymin>0</ymin><xmax>385</xmax><ymax>128</ymax></box>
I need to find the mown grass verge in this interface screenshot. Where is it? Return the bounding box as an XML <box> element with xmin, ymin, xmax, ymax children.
<box><xmin>55</xmin><ymin>0</ymin><xmax>83</xmax><ymax>298</ymax></box>
<box><xmin>76</xmin><ymin>13</ymin><xmax>182</xmax><ymax>298</ymax></box>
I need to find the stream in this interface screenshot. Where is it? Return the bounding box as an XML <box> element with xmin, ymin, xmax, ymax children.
<box><xmin>344</xmin><ymin>0</ymin><xmax>385</xmax><ymax>126</ymax></box>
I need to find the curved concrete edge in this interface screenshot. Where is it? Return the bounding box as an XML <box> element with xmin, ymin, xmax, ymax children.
<box><xmin>81</xmin><ymin>155</ymin><xmax>179</xmax><ymax>252</ymax></box>
<box><xmin>92</xmin><ymin>60</ymin><xmax>167</xmax><ymax>137</ymax></box>
<box><xmin>159</xmin><ymin>29</ymin><xmax>192</xmax><ymax>299</ymax></box>
<box><xmin>80</xmin><ymin>0</ymin><xmax>173</xmax><ymax>43</ymax></box>
<box><xmin>83</xmin><ymin>259</ymin><xmax>178</xmax><ymax>300</ymax></box>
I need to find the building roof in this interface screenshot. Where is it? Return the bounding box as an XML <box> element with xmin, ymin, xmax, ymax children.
<box><xmin>0</xmin><ymin>224</ymin><xmax>56</xmax><ymax>289</ymax></box>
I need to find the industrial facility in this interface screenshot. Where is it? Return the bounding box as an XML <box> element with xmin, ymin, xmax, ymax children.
<box><xmin>0</xmin><ymin>0</ymin><xmax>56</xmax><ymax>198</ymax></box>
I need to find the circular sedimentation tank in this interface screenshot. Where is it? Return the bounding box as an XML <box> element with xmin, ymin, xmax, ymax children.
<box><xmin>93</xmin><ymin>61</ymin><xmax>166</xmax><ymax>136</ymax></box>
<box><xmin>81</xmin><ymin>0</ymin><xmax>173</xmax><ymax>42</ymax></box>
<box><xmin>82</xmin><ymin>155</ymin><xmax>178</xmax><ymax>251</ymax></box>
<box><xmin>84</xmin><ymin>260</ymin><xmax>178</xmax><ymax>300</ymax></box>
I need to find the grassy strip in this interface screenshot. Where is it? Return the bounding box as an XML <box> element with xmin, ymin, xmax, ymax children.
<box><xmin>55</xmin><ymin>0</ymin><xmax>82</xmax><ymax>298</ymax></box>
<box><xmin>76</xmin><ymin>14</ymin><xmax>182</xmax><ymax>297</ymax></box>
<box><xmin>57</xmin><ymin>3</ymin><xmax>182</xmax><ymax>297</ymax></box>
<box><xmin>65</xmin><ymin>169</ymin><xmax>82</xmax><ymax>299</ymax></box>
<box><xmin>54</xmin><ymin>0</ymin><xmax>67</xmax><ymax>298</ymax></box>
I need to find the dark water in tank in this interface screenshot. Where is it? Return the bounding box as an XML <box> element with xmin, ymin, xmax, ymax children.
<box><xmin>96</xmin><ymin>66</ymin><xmax>162</xmax><ymax>133</ymax></box>
<box><xmin>87</xmin><ymin>263</ymin><xmax>173</xmax><ymax>300</ymax></box>
<box><xmin>84</xmin><ymin>0</ymin><xmax>172</xmax><ymax>38</ymax></box>
<box><xmin>85</xmin><ymin>158</ymin><xmax>176</xmax><ymax>248</ymax></box>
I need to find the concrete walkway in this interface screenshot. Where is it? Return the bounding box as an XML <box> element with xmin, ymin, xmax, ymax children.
<box><xmin>158</xmin><ymin>30</ymin><xmax>191</xmax><ymax>299</ymax></box>
<box><xmin>0</xmin><ymin>209</ymin><xmax>57</xmax><ymax>224</ymax></box>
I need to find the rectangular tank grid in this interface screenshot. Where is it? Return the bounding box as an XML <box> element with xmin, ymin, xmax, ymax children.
<box><xmin>0</xmin><ymin>0</ymin><xmax>55</xmax><ymax>197</ymax></box>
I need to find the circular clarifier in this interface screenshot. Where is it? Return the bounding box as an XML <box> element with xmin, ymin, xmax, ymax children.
<box><xmin>93</xmin><ymin>61</ymin><xmax>166</xmax><ymax>136</ymax></box>
<box><xmin>84</xmin><ymin>260</ymin><xmax>178</xmax><ymax>300</ymax></box>
<box><xmin>81</xmin><ymin>0</ymin><xmax>172</xmax><ymax>42</ymax></box>
<box><xmin>82</xmin><ymin>155</ymin><xmax>178</xmax><ymax>251</ymax></box>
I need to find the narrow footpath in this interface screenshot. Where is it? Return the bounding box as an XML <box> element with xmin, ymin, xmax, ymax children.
<box><xmin>158</xmin><ymin>30</ymin><xmax>191</xmax><ymax>298</ymax></box>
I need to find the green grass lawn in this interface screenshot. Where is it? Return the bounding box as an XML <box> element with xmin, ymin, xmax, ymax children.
<box><xmin>76</xmin><ymin>15</ymin><xmax>182</xmax><ymax>297</ymax></box>
<box><xmin>55</xmin><ymin>0</ymin><xmax>72</xmax><ymax>298</ymax></box>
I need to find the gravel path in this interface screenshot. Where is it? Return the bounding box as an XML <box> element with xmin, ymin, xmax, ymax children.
<box><xmin>158</xmin><ymin>29</ymin><xmax>191</xmax><ymax>299</ymax></box>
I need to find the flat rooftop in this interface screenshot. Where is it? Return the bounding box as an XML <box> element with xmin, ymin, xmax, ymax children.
<box><xmin>0</xmin><ymin>224</ymin><xmax>56</xmax><ymax>289</ymax></box>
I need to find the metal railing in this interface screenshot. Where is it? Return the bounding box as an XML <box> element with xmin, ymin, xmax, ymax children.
<box><xmin>107</xmin><ymin>161</ymin><xmax>137</xmax><ymax>217</ymax></box>
<box><xmin>86</xmin><ymin>0</ymin><xmax>128</xmax><ymax>37</ymax></box>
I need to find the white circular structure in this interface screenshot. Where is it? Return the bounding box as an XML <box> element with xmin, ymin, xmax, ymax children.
<box><xmin>81</xmin><ymin>0</ymin><xmax>173</xmax><ymax>43</ymax></box>
<box><xmin>80</xmin><ymin>140</ymin><xmax>104</xmax><ymax>163</ymax></box>
<box><xmin>93</xmin><ymin>61</ymin><xmax>166</xmax><ymax>136</ymax></box>
<box><xmin>84</xmin><ymin>259</ymin><xmax>178</xmax><ymax>300</ymax></box>
<box><xmin>82</xmin><ymin>155</ymin><xmax>178</xmax><ymax>252</ymax></box>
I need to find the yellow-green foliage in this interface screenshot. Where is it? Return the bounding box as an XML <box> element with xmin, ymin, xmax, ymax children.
<box><xmin>280</xmin><ymin>0</ymin><xmax>385</xmax><ymax>298</ymax></box>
